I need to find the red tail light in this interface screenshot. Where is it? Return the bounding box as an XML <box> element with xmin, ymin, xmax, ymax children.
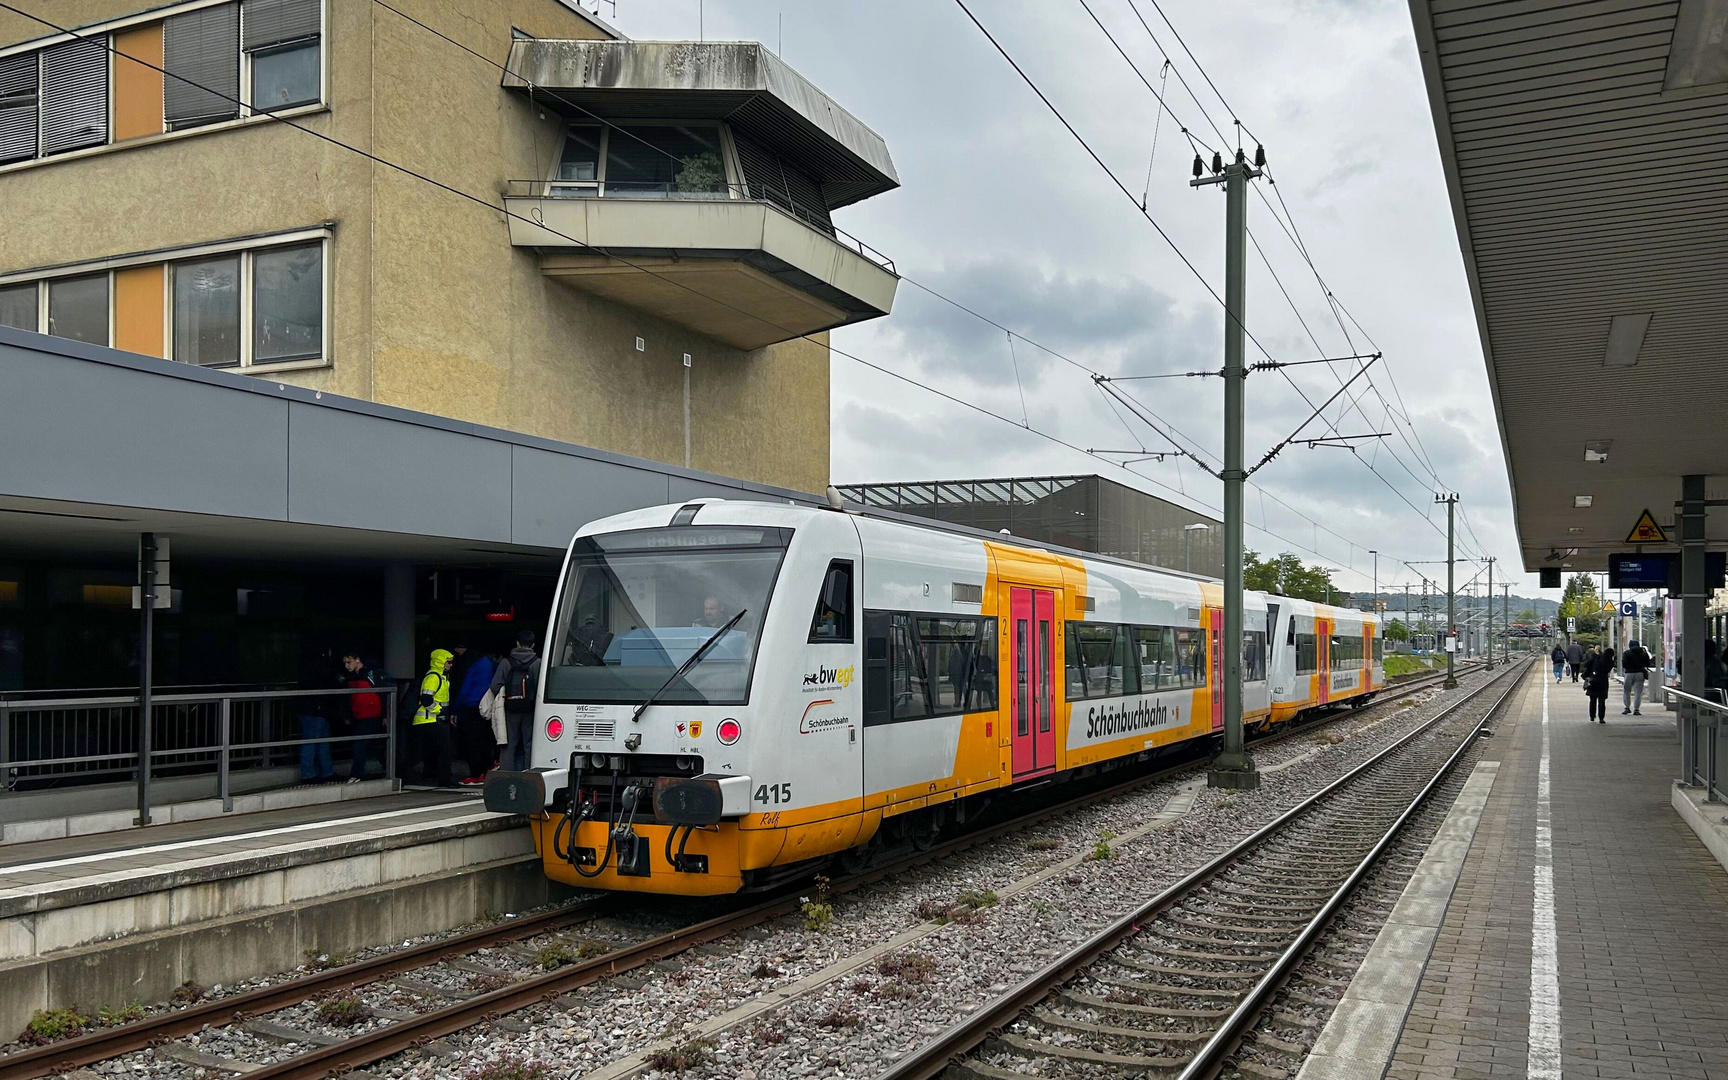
<box><xmin>716</xmin><ymin>718</ymin><xmax>741</xmax><ymax>745</ymax></box>
<box><xmin>545</xmin><ymin>717</ymin><xmax>564</xmax><ymax>740</ymax></box>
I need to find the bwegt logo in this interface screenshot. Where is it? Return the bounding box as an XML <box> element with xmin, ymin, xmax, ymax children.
<box><xmin>802</xmin><ymin>665</ymin><xmax>855</xmax><ymax>689</ymax></box>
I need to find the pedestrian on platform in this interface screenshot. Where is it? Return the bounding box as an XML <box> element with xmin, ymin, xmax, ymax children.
<box><xmin>1584</xmin><ymin>644</ymin><xmax>1614</xmax><ymax>723</ymax></box>
<box><xmin>453</xmin><ymin>646</ymin><xmax>498</xmax><ymax>786</ymax></box>
<box><xmin>490</xmin><ymin>629</ymin><xmax>542</xmax><ymax>772</ymax></box>
<box><xmin>411</xmin><ymin>648</ymin><xmax>457</xmax><ymax>787</ymax></box>
<box><xmin>1550</xmin><ymin>643</ymin><xmax>1566</xmax><ymax>682</ymax></box>
<box><xmin>1621</xmin><ymin>638</ymin><xmax>1652</xmax><ymax>715</ymax></box>
<box><xmin>297</xmin><ymin>645</ymin><xmax>336</xmax><ymax>784</ymax></box>
<box><xmin>1705</xmin><ymin>640</ymin><xmax>1728</xmax><ymax>701</ymax></box>
<box><xmin>1565</xmin><ymin>639</ymin><xmax>1584</xmax><ymax>682</ymax></box>
<box><xmin>340</xmin><ymin>651</ymin><xmax>392</xmax><ymax>782</ymax></box>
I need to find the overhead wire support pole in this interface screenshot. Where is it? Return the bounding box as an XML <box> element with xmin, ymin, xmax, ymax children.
<box><xmin>1193</xmin><ymin>147</ymin><xmax>1262</xmax><ymax>791</ymax></box>
<box><xmin>1436</xmin><ymin>492</ymin><xmax>1460</xmax><ymax>688</ymax></box>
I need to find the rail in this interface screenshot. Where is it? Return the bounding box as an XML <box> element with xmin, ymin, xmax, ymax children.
<box><xmin>881</xmin><ymin>659</ymin><xmax>1529</xmax><ymax>1080</ymax></box>
<box><xmin>502</xmin><ymin>179</ymin><xmax>897</xmax><ymax>275</ymax></box>
<box><xmin>1664</xmin><ymin>684</ymin><xmax>1728</xmax><ymax>803</ymax></box>
<box><xmin>0</xmin><ymin>686</ymin><xmax>399</xmax><ymax>809</ymax></box>
<box><xmin>0</xmin><ymin>663</ymin><xmax>1489</xmax><ymax>1080</ymax></box>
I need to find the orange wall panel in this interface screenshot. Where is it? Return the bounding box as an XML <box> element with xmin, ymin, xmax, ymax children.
<box><xmin>114</xmin><ymin>265</ymin><xmax>165</xmax><ymax>358</ymax></box>
<box><xmin>112</xmin><ymin>24</ymin><xmax>164</xmax><ymax>141</ymax></box>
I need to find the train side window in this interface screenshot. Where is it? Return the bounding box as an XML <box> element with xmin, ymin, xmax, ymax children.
<box><xmin>917</xmin><ymin>615</ymin><xmax>998</xmax><ymax>713</ymax></box>
<box><xmin>1174</xmin><ymin>626</ymin><xmax>1205</xmax><ymax>689</ymax></box>
<box><xmin>1073</xmin><ymin>623</ymin><xmax>1125</xmax><ymax>697</ymax></box>
<box><xmin>863</xmin><ymin>611</ymin><xmax>890</xmax><ymax>725</ymax></box>
<box><xmin>889</xmin><ymin>613</ymin><xmax>932</xmax><ymax>721</ymax></box>
<box><xmin>1242</xmin><ymin>630</ymin><xmax>1266</xmax><ymax>682</ymax></box>
<box><xmin>808</xmin><ymin>560</ymin><xmax>854</xmax><ymax>643</ymax></box>
<box><xmin>1132</xmin><ymin>625</ymin><xmax>1174</xmax><ymax>691</ymax></box>
<box><xmin>1065</xmin><ymin>623</ymin><xmax>1088</xmax><ymax>700</ymax></box>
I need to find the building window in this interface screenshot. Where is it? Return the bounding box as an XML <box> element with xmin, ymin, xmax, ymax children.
<box><xmin>244</xmin><ymin>0</ymin><xmax>321</xmax><ymax>110</ymax></box>
<box><xmin>606</xmin><ymin>125</ymin><xmax>727</xmax><ymax>197</ymax></box>
<box><xmin>252</xmin><ymin>242</ymin><xmax>322</xmax><ymax>362</ymax></box>
<box><xmin>250</xmin><ymin>40</ymin><xmax>318</xmax><ymax>109</ymax></box>
<box><xmin>0</xmin><ymin>0</ymin><xmax>323</xmax><ymax>169</ymax></box>
<box><xmin>551</xmin><ymin>124</ymin><xmax>732</xmax><ymax>199</ymax></box>
<box><xmin>0</xmin><ymin>283</ymin><xmax>35</xmax><ymax>330</ymax></box>
<box><xmin>553</xmin><ymin>125</ymin><xmax>602</xmax><ymax>194</ymax></box>
<box><xmin>47</xmin><ymin>274</ymin><xmax>109</xmax><ymax>345</ymax></box>
<box><xmin>2</xmin><ymin>233</ymin><xmax>326</xmax><ymax>368</ymax></box>
<box><xmin>0</xmin><ymin>53</ymin><xmax>38</xmax><ymax>164</ymax></box>
<box><xmin>39</xmin><ymin>37</ymin><xmax>109</xmax><ymax>155</ymax></box>
<box><xmin>165</xmin><ymin>4</ymin><xmax>241</xmax><ymax>128</ymax></box>
<box><xmin>173</xmin><ymin>255</ymin><xmax>241</xmax><ymax>366</ymax></box>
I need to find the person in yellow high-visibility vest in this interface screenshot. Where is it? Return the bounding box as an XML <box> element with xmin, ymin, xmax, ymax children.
<box><xmin>411</xmin><ymin>648</ymin><xmax>456</xmax><ymax>787</ymax></box>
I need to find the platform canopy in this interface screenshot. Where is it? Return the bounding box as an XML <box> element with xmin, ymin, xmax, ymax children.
<box><xmin>1410</xmin><ymin>0</ymin><xmax>1728</xmax><ymax>572</ymax></box>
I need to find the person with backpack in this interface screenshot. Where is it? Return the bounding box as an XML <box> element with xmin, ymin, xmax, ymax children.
<box><xmin>1550</xmin><ymin>643</ymin><xmax>1566</xmax><ymax>683</ymax></box>
<box><xmin>1583</xmin><ymin>644</ymin><xmax>1614</xmax><ymax>723</ymax></box>
<box><xmin>1565</xmin><ymin>639</ymin><xmax>1584</xmax><ymax>683</ymax></box>
<box><xmin>411</xmin><ymin>648</ymin><xmax>458</xmax><ymax>787</ymax></box>
<box><xmin>340</xmin><ymin>650</ymin><xmax>392</xmax><ymax>783</ymax></box>
<box><xmin>1620</xmin><ymin>638</ymin><xmax>1653</xmax><ymax>715</ymax></box>
<box><xmin>490</xmin><ymin>629</ymin><xmax>542</xmax><ymax>772</ymax></box>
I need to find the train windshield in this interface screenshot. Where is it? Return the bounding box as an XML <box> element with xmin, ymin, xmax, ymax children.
<box><xmin>545</xmin><ymin>526</ymin><xmax>791</xmax><ymax>705</ymax></box>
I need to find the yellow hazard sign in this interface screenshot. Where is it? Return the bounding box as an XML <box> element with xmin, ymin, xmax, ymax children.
<box><xmin>1625</xmin><ymin>509</ymin><xmax>1669</xmax><ymax>544</ymax></box>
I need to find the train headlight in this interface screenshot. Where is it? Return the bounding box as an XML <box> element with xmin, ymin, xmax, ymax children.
<box><xmin>716</xmin><ymin>718</ymin><xmax>741</xmax><ymax>745</ymax></box>
<box><xmin>546</xmin><ymin>717</ymin><xmax>564</xmax><ymax>741</ymax></box>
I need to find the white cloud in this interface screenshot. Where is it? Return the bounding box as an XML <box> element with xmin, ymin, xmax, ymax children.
<box><xmin>609</xmin><ymin>0</ymin><xmax>1531</xmax><ymax>597</ymax></box>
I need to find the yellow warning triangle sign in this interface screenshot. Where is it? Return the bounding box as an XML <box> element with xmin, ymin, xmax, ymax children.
<box><xmin>1625</xmin><ymin>509</ymin><xmax>1669</xmax><ymax>544</ymax></box>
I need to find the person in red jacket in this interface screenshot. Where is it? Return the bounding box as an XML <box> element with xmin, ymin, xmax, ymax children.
<box><xmin>340</xmin><ymin>651</ymin><xmax>392</xmax><ymax>782</ymax></box>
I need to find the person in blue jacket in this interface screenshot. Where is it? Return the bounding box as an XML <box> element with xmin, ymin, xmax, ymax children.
<box><xmin>453</xmin><ymin>646</ymin><xmax>498</xmax><ymax>785</ymax></box>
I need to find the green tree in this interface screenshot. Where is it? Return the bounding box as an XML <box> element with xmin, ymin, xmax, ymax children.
<box><xmin>1386</xmin><ymin>617</ymin><xmax>1411</xmax><ymax>642</ymax></box>
<box><xmin>1558</xmin><ymin>574</ymin><xmax>1606</xmax><ymax>637</ymax></box>
<box><xmin>1243</xmin><ymin>550</ymin><xmax>1346</xmax><ymax>604</ymax></box>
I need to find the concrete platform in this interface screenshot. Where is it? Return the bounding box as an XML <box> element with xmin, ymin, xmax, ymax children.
<box><xmin>1305</xmin><ymin>665</ymin><xmax>1728</xmax><ymax>1080</ymax></box>
<box><xmin>0</xmin><ymin>789</ymin><xmax>573</xmax><ymax>1037</ymax></box>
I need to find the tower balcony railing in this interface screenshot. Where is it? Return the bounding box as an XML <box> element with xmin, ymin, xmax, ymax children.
<box><xmin>502</xmin><ymin>180</ymin><xmax>895</xmax><ymax>275</ymax></box>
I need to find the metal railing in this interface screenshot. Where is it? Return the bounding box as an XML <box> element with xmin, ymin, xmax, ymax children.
<box><xmin>1665</xmin><ymin>684</ymin><xmax>1728</xmax><ymax>803</ymax></box>
<box><xmin>503</xmin><ymin>179</ymin><xmax>897</xmax><ymax>275</ymax></box>
<box><xmin>0</xmin><ymin>686</ymin><xmax>399</xmax><ymax>812</ymax></box>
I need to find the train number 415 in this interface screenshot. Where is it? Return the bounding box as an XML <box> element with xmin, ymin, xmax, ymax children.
<box><xmin>754</xmin><ymin>782</ymin><xmax>792</xmax><ymax>805</ymax></box>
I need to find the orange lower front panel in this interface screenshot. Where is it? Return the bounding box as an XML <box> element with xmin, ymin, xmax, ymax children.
<box><xmin>533</xmin><ymin>813</ymin><xmax>868</xmax><ymax>896</ymax></box>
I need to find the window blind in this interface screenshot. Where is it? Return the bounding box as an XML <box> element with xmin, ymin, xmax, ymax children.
<box><xmin>39</xmin><ymin>37</ymin><xmax>108</xmax><ymax>155</ymax></box>
<box><xmin>0</xmin><ymin>52</ymin><xmax>37</xmax><ymax>163</ymax></box>
<box><xmin>243</xmin><ymin>0</ymin><xmax>319</xmax><ymax>51</ymax></box>
<box><xmin>165</xmin><ymin>3</ymin><xmax>240</xmax><ymax>127</ymax></box>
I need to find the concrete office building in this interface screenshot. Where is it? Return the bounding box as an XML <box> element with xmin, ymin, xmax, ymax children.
<box><xmin>0</xmin><ymin>0</ymin><xmax>897</xmax><ymax>797</ymax></box>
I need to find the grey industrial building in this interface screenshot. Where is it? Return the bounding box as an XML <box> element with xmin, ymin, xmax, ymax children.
<box><xmin>836</xmin><ymin>475</ymin><xmax>1224</xmax><ymax>578</ymax></box>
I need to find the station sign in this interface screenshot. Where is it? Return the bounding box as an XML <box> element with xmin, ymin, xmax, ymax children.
<box><xmin>1619</xmin><ymin>601</ymin><xmax>1637</xmax><ymax>618</ymax></box>
<box><xmin>1567</xmin><ymin>617</ymin><xmax>1577</xmax><ymax>633</ymax></box>
<box><xmin>1625</xmin><ymin>509</ymin><xmax>1669</xmax><ymax>544</ymax></box>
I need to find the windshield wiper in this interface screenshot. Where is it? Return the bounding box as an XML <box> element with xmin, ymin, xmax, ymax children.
<box><xmin>631</xmin><ymin>608</ymin><xmax>748</xmax><ymax>725</ymax></box>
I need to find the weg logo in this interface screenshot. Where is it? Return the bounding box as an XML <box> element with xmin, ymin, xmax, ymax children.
<box><xmin>802</xmin><ymin>665</ymin><xmax>855</xmax><ymax>690</ymax></box>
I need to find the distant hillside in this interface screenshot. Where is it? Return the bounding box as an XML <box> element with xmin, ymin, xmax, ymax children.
<box><xmin>1358</xmin><ymin>593</ymin><xmax>1559</xmax><ymax>623</ymax></box>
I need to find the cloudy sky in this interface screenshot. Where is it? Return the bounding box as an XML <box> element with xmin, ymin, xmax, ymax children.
<box><xmin>606</xmin><ymin>0</ymin><xmax>1549</xmax><ymax>601</ymax></box>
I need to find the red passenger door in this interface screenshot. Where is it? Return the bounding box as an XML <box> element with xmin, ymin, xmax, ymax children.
<box><xmin>1209</xmin><ymin>610</ymin><xmax>1224</xmax><ymax>732</ymax></box>
<box><xmin>1317</xmin><ymin>623</ymin><xmax>1332</xmax><ymax>704</ymax></box>
<box><xmin>1010</xmin><ymin>587</ymin><xmax>1056</xmax><ymax>778</ymax></box>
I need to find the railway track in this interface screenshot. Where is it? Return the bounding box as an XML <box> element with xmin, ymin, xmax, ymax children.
<box><xmin>883</xmin><ymin>659</ymin><xmax>1529</xmax><ymax>1080</ymax></box>
<box><xmin>0</xmin><ymin>659</ymin><xmax>1488</xmax><ymax>1080</ymax></box>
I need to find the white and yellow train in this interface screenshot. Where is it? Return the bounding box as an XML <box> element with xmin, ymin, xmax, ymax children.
<box><xmin>484</xmin><ymin>499</ymin><xmax>1384</xmax><ymax>895</ymax></box>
